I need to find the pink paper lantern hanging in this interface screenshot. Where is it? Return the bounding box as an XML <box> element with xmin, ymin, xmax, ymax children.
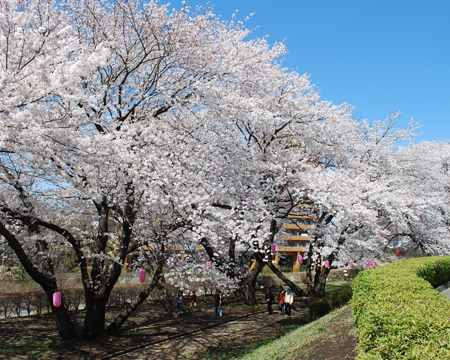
<box><xmin>140</xmin><ymin>269</ymin><xmax>146</xmax><ymax>283</ymax></box>
<box><xmin>371</xmin><ymin>260</ymin><xmax>376</xmax><ymax>268</ymax></box>
<box><xmin>271</xmin><ymin>244</ymin><xmax>276</xmax><ymax>253</ymax></box>
<box><xmin>298</xmin><ymin>254</ymin><xmax>303</xmax><ymax>264</ymax></box>
<box><xmin>53</xmin><ymin>291</ymin><xmax>62</xmax><ymax>308</ymax></box>
<box><xmin>366</xmin><ymin>261</ymin><xmax>370</xmax><ymax>269</ymax></box>
<box><xmin>350</xmin><ymin>259</ymin><xmax>354</xmax><ymax>268</ymax></box>
<box><xmin>325</xmin><ymin>260</ymin><xmax>329</xmax><ymax>269</ymax></box>
<box><xmin>205</xmin><ymin>260</ymin><xmax>211</xmax><ymax>270</ymax></box>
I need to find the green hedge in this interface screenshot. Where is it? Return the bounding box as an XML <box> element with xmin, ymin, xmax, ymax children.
<box><xmin>309</xmin><ymin>284</ymin><xmax>352</xmax><ymax>320</ymax></box>
<box><xmin>352</xmin><ymin>256</ymin><xmax>450</xmax><ymax>359</ymax></box>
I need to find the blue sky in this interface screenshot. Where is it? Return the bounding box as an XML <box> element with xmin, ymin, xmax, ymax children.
<box><xmin>187</xmin><ymin>0</ymin><xmax>450</xmax><ymax>143</ymax></box>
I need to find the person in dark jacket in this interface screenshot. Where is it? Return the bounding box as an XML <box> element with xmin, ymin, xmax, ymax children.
<box><xmin>175</xmin><ymin>291</ymin><xmax>183</xmax><ymax>314</ymax></box>
<box><xmin>265</xmin><ymin>288</ymin><xmax>275</xmax><ymax>314</ymax></box>
<box><xmin>214</xmin><ymin>289</ymin><xmax>223</xmax><ymax>317</ymax></box>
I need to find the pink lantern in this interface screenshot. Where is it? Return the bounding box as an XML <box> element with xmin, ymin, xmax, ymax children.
<box><xmin>397</xmin><ymin>250</ymin><xmax>401</xmax><ymax>256</ymax></box>
<box><xmin>366</xmin><ymin>261</ymin><xmax>370</xmax><ymax>269</ymax></box>
<box><xmin>140</xmin><ymin>269</ymin><xmax>146</xmax><ymax>282</ymax></box>
<box><xmin>206</xmin><ymin>260</ymin><xmax>211</xmax><ymax>270</ymax></box>
<box><xmin>298</xmin><ymin>254</ymin><xmax>303</xmax><ymax>264</ymax></box>
<box><xmin>350</xmin><ymin>259</ymin><xmax>354</xmax><ymax>268</ymax></box>
<box><xmin>53</xmin><ymin>291</ymin><xmax>62</xmax><ymax>308</ymax></box>
<box><xmin>325</xmin><ymin>260</ymin><xmax>329</xmax><ymax>269</ymax></box>
<box><xmin>371</xmin><ymin>260</ymin><xmax>376</xmax><ymax>268</ymax></box>
<box><xmin>271</xmin><ymin>244</ymin><xmax>276</xmax><ymax>253</ymax></box>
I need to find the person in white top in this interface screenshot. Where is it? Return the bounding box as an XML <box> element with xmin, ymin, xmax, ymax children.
<box><xmin>284</xmin><ymin>288</ymin><xmax>294</xmax><ymax>316</ymax></box>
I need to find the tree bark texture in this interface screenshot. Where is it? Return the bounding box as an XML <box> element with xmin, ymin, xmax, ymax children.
<box><xmin>235</xmin><ymin>253</ymin><xmax>265</xmax><ymax>305</ymax></box>
<box><xmin>266</xmin><ymin>260</ymin><xmax>304</xmax><ymax>297</ymax></box>
<box><xmin>107</xmin><ymin>265</ymin><xmax>163</xmax><ymax>334</ymax></box>
<box><xmin>0</xmin><ymin>222</ymin><xmax>80</xmax><ymax>339</ymax></box>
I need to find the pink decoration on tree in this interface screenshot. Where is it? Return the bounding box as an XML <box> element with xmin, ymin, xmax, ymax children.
<box><xmin>53</xmin><ymin>292</ymin><xmax>62</xmax><ymax>308</ymax></box>
<box><xmin>325</xmin><ymin>260</ymin><xmax>329</xmax><ymax>269</ymax></box>
<box><xmin>271</xmin><ymin>244</ymin><xmax>276</xmax><ymax>253</ymax></box>
<box><xmin>140</xmin><ymin>269</ymin><xmax>146</xmax><ymax>282</ymax></box>
<box><xmin>298</xmin><ymin>254</ymin><xmax>303</xmax><ymax>264</ymax></box>
<box><xmin>371</xmin><ymin>260</ymin><xmax>376</xmax><ymax>268</ymax></box>
<box><xmin>397</xmin><ymin>250</ymin><xmax>401</xmax><ymax>256</ymax></box>
<box><xmin>206</xmin><ymin>261</ymin><xmax>211</xmax><ymax>270</ymax></box>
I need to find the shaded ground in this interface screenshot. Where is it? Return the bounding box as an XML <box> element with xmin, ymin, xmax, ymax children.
<box><xmin>182</xmin><ymin>305</ymin><xmax>356</xmax><ymax>360</ymax></box>
<box><xmin>0</xmin><ymin>293</ymin><xmax>268</xmax><ymax>359</ymax></box>
<box><xmin>183</xmin><ymin>309</ymin><xmax>312</xmax><ymax>360</ymax></box>
<box><xmin>0</xmin><ymin>285</ymin><xmax>356</xmax><ymax>360</ymax></box>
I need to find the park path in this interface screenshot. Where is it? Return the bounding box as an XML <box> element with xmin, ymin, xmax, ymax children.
<box><xmin>112</xmin><ymin>308</ymin><xmax>308</xmax><ymax>360</ymax></box>
<box><xmin>437</xmin><ymin>280</ymin><xmax>450</xmax><ymax>300</ymax></box>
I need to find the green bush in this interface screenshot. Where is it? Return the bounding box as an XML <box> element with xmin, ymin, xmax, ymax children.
<box><xmin>352</xmin><ymin>256</ymin><xmax>450</xmax><ymax>359</ymax></box>
<box><xmin>309</xmin><ymin>284</ymin><xmax>352</xmax><ymax>320</ymax></box>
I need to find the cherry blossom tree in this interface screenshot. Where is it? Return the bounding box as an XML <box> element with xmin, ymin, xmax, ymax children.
<box><xmin>0</xmin><ymin>0</ymin><xmax>290</xmax><ymax>339</ymax></box>
<box><xmin>375</xmin><ymin>141</ymin><xmax>450</xmax><ymax>257</ymax></box>
<box><xmin>3</xmin><ymin>2</ymin><xmax>446</xmax><ymax>344</ymax></box>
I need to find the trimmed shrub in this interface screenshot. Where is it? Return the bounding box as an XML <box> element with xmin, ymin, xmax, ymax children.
<box><xmin>352</xmin><ymin>256</ymin><xmax>450</xmax><ymax>359</ymax></box>
<box><xmin>309</xmin><ymin>284</ymin><xmax>352</xmax><ymax>320</ymax></box>
<box><xmin>327</xmin><ymin>267</ymin><xmax>361</xmax><ymax>281</ymax></box>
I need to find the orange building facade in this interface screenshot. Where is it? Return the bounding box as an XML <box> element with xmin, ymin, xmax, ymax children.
<box><xmin>273</xmin><ymin>206</ymin><xmax>314</xmax><ymax>271</ymax></box>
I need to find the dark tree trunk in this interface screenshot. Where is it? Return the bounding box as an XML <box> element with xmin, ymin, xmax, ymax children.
<box><xmin>305</xmin><ymin>241</ymin><xmax>325</xmax><ymax>297</ymax></box>
<box><xmin>106</xmin><ymin>265</ymin><xmax>163</xmax><ymax>334</ymax></box>
<box><xmin>314</xmin><ymin>264</ymin><xmax>331</xmax><ymax>297</ymax></box>
<box><xmin>48</xmin><ymin>292</ymin><xmax>81</xmax><ymax>339</ymax></box>
<box><xmin>235</xmin><ymin>253</ymin><xmax>265</xmax><ymax>305</ymax></box>
<box><xmin>235</xmin><ymin>275</ymin><xmax>258</xmax><ymax>306</ymax></box>
<box><xmin>305</xmin><ymin>242</ymin><xmax>333</xmax><ymax>298</ymax></box>
<box><xmin>82</xmin><ymin>296</ymin><xmax>108</xmax><ymax>339</ymax></box>
<box><xmin>266</xmin><ymin>261</ymin><xmax>303</xmax><ymax>297</ymax></box>
<box><xmin>305</xmin><ymin>242</ymin><xmax>315</xmax><ymax>295</ymax></box>
<box><xmin>306</xmin><ymin>225</ymin><xmax>348</xmax><ymax>298</ymax></box>
<box><xmin>158</xmin><ymin>272</ymin><xmax>175</xmax><ymax>316</ymax></box>
<box><xmin>0</xmin><ymin>222</ymin><xmax>80</xmax><ymax>339</ymax></box>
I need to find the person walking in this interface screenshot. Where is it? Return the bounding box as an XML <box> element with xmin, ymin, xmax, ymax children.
<box><xmin>284</xmin><ymin>288</ymin><xmax>294</xmax><ymax>317</ymax></box>
<box><xmin>175</xmin><ymin>291</ymin><xmax>183</xmax><ymax>314</ymax></box>
<box><xmin>214</xmin><ymin>289</ymin><xmax>223</xmax><ymax>317</ymax></box>
<box><xmin>190</xmin><ymin>291</ymin><xmax>197</xmax><ymax>311</ymax></box>
<box><xmin>277</xmin><ymin>286</ymin><xmax>285</xmax><ymax>315</ymax></box>
<box><xmin>265</xmin><ymin>288</ymin><xmax>274</xmax><ymax>314</ymax></box>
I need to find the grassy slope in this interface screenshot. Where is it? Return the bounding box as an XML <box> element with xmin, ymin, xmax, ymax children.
<box><xmin>240</xmin><ymin>305</ymin><xmax>356</xmax><ymax>360</ymax></box>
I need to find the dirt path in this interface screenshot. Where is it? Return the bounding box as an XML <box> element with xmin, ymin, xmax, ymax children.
<box><xmin>113</xmin><ymin>308</ymin><xmax>309</xmax><ymax>360</ymax></box>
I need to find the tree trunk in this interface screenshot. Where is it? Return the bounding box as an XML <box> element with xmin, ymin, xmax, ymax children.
<box><xmin>266</xmin><ymin>261</ymin><xmax>303</xmax><ymax>297</ymax></box>
<box><xmin>0</xmin><ymin>222</ymin><xmax>80</xmax><ymax>339</ymax></box>
<box><xmin>314</xmin><ymin>265</ymin><xmax>331</xmax><ymax>297</ymax></box>
<box><xmin>158</xmin><ymin>272</ymin><xmax>175</xmax><ymax>316</ymax></box>
<box><xmin>305</xmin><ymin>243</ymin><xmax>315</xmax><ymax>295</ymax></box>
<box><xmin>48</xmin><ymin>293</ymin><xmax>81</xmax><ymax>339</ymax></box>
<box><xmin>235</xmin><ymin>254</ymin><xmax>265</xmax><ymax>305</ymax></box>
<box><xmin>106</xmin><ymin>266</ymin><xmax>163</xmax><ymax>334</ymax></box>
<box><xmin>82</xmin><ymin>296</ymin><xmax>108</xmax><ymax>339</ymax></box>
<box><xmin>305</xmin><ymin>248</ymin><xmax>333</xmax><ymax>297</ymax></box>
